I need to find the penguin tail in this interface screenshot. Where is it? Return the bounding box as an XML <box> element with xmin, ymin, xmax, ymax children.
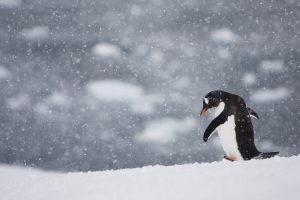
<box><xmin>255</xmin><ymin>152</ymin><xmax>279</xmax><ymax>159</ymax></box>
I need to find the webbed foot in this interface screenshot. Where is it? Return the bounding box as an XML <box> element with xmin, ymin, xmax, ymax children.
<box><xmin>224</xmin><ymin>156</ymin><xmax>236</xmax><ymax>162</ymax></box>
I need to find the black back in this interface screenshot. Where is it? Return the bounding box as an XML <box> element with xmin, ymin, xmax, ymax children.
<box><xmin>232</xmin><ymin>103</ymin><xmax>260</xmax><ymax>160</ymax></box>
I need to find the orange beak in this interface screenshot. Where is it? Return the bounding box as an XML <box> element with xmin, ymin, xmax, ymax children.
<box><xmin>200</xmin><ymin>106</ymin><xmax>207</xmax><ymax>117</ymax></box>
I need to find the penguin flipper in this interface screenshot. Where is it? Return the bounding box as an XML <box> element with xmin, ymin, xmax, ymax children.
<box><xmin>203</xmin><ymin>112</ymin><xmax>227</xmax><ymax>142</ymax></box>
<box><xmin>247</xmin><ymin>107</ymin><xmax>259</xmax><ymax>120</ymax></box>
<box><xmin>255</xmin><ymin>152</ymin><xmax>279</xmax><ymax>159</ymax></box>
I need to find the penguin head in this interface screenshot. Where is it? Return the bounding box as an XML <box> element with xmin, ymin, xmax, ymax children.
<box><xmin>200</xmin><ymin>90</ymin><xmax>225</xmax><ymax>117</ymax></box>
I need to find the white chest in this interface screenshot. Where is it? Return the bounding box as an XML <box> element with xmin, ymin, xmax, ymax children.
<box><xmin>214</xmin><ymin>103</ymin><xmax>243</xmax><ymax>160</ymax></box>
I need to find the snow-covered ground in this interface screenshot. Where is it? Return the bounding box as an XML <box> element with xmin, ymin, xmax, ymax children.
<box><xmin>1</xmin><ymin>155</ymin><xmax>299</xmax><ymax>200</ymax></box>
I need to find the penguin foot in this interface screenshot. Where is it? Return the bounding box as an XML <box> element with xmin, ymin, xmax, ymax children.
<box><xmin>224</xmin><ymin>156</ymin><xmax>236</xmax><ymax>162</ymax></box>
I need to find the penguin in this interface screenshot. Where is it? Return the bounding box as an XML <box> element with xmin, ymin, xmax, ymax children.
<box><xmin>200</xmin><ymin>90</ymin><xmax>279</xmax><ymax>161</ymax></box>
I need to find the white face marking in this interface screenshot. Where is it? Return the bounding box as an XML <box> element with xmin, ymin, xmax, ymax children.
<box><xmin>214</xmin><ymin>101</ymin><xmax>225</xmax><ymax>117</ymax></box>
<box><xmin>204</xmin><ymin>97</ymin><xmax>209</xmax><ymax>104</ymax></box>
<box><xmin>217</xmin><ymin>115</ymin><xmax>243</xmax><ymax>160</ymax></box>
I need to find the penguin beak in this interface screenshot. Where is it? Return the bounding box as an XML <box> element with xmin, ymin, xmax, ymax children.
<box><xmin>200</xmin><ymin>104</ymin><xmax>208</xmax><ymax>117</ymax></box>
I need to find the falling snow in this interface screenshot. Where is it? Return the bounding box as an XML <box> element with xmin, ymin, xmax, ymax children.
<box><xmin>0</xmin><ymin>0</ymin><xmax>298</xmax><ymax>172</ymax></box>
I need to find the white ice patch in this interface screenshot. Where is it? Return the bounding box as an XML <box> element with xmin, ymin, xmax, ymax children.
<box><xmin>260</xmin><ymin>60</ymin><xmax>284</xmax><ymax>73</ymax></box>
<box><xmin>48</xmin><ymin>92</ymin><xmax>70</xmax><ymax>106</ymax></box>
<box><xmin>0</xmin><ymin>66</ymin><xmax>12</xmax><ymax>80</ymax></box>
<box><xmin>242</xmin><ymin>73</ymin><xmax>257</xmax><ymax>86</ymax></box>
<box><xmin>135</xmin><ymin>117</ymin><xmax>196</xmax><ymax>144</ymax></box>
<box><xmin>87</xmin><ymin>80</ymin><xmax>162</xmax><ymax>114</ymax></box>
<box><xmin>250</xmin><ymin>87</ymin><xmax>290</xmax><ymax>103</ymax></box>
<box><xmin>150</xmin><ymin>49</ymin><xmax>164</xmax><ymax>65</ymax></box>
<box><xmin>33</xmin><ymin>92</ymin><xmax>70</xmax><ymax>115</ymax></box>
<box><xmin>92</xmin><ymin>43</ymin><xmax>121</xmax><ymax>59</ymax></box>
<box><xmin>217</xmin><ymin>48</ymin><xmax>232</xmax><ymax>60</ymax></box>
<box><xmin>211</xmin><ymin>28</ymin><xmax>240</xmax><ymax>43</ymax></box>
<box><xmin>130</xmin><ymin>94</ymin><xmax>162</xmax><ymax>114</ymax></box>
<box><xmin>20</xmin><ymin>26</ymin><xmax>49</xmax><ymax>41</ymax></box>
<box><xmin>173</xmin><ymin>76</ymin><xmax>190</xmax><ymax>89</ymax></box>
<box><xmin>88</xmin><ymin>80</ymin><xmax>143</xmax><ymax>102</ymax></box>
<box><xmin>130</xmin><ymin>4</ymin><xmax>142</xmax><ymax>17</ymax></box>
<box><xmin>0</xmin><ymin>0</ymin><xmax>22</xmax><ymax>8</ymax></box>
<box><xmin>6</xmin><ymin>94</ymin><xmax>29</xmax><ymax>110</ymax></box>
<box><xmin>34</xmin><ymin>103</ymin><xmax>49</xmax><ymax>115</ymax></box>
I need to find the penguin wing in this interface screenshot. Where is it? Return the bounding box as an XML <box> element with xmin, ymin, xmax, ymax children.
<box><xmin>247</xmin><ymin>107</ymin><xmax>259</xmax><ymax>120</ymax></box>
<box><xmin>203</xmin><ymin>112</ymin><xmax>227</xmax><ymax>142</ymax></box>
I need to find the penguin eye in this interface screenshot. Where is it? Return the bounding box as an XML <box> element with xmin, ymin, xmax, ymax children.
<box><xmin>204</xmin><ymin>97</ymin><xmax>209</xmax><ymax>104</ymax></box>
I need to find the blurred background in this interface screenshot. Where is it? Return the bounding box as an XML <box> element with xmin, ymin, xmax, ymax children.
<box><xmin>0</xmin><ymin>0</ymin><xmax>299</xmax><ymax>171</ymax></box>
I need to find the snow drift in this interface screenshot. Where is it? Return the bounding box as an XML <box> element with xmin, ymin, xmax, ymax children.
<box><xmin>1</xmin><ymin>155</ymin><xmax>299</xmax><ymax>200</ymax></box>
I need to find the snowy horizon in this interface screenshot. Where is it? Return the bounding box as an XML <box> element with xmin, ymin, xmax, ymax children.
<box><xmin>1</xmin><ymin>155</ymin><xmax>300</xmax><ymax>200</ymax></box>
